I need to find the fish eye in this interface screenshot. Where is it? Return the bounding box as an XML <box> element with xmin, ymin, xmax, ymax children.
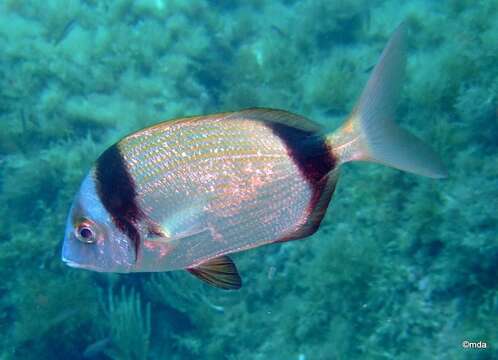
<box><xmin>75</xmin><ymin>219</ymin><xmax>97</xmax><ymax>244</ymax></box>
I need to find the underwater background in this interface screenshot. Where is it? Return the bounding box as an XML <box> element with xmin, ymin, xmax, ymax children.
<box><xmin>0</xmin><ymin>0</ymin><xmax>497</xmax><ymax>359</ymax></box>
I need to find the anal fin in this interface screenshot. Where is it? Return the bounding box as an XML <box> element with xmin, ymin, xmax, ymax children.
<box><xmin>187</xmin><ymin>255</ymin><xmax>242</xmax><ymax>290</ymax></box>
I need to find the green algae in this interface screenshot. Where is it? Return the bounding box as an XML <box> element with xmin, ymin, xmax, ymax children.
<box><xmin>0</xmin><ymin>0</ymin><xmax>496</xmax><ymax>359</ymax></box>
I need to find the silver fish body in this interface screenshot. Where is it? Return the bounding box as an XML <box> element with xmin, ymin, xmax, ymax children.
<box><xmin>96</xmin><ymin>109</ymin><xmax>336</xmax><ymax>271</ymax></box>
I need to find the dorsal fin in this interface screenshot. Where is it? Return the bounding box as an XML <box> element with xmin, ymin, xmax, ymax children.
<box><xmin>230</xmin><ymin>108</ymin><xmax>323</xmax><ymax>133</ymax></box>
<box><xmin>187</xmin><ymin>255</ymin><xmax>242</xmax><ymax>290</ymax></box>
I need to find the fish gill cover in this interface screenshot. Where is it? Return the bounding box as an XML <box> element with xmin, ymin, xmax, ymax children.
<box><xmin>0</xmin><ymin>0</ymin><xmax>497</xmax><ymax>359</ymax></box>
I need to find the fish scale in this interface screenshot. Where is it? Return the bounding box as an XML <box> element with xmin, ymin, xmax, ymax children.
<box><xmin>118</xmin><ymin>114</ymin><xmax>315</xmax><ymax>270</ymax></box>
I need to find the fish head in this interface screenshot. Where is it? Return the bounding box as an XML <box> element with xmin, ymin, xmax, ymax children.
<box><xmin>62</xmin><ymin>171</ymin><xmax>135</xmax><ymax>273</ymax></box>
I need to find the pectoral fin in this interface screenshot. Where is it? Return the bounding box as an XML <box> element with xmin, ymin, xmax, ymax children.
<box><xmin>146</xmin><ymin>201</ymin><xmax>211</xmax><ymax>242</ymax></box>
<box><xmin>187</xmin><ymin>256</ymin><xmax>242</xmax><ymax>290</ymax></box>
<box><xmin>146</xmin><ymin>222</ymin><xmax>209</xmax><ymax>244</ymax></box>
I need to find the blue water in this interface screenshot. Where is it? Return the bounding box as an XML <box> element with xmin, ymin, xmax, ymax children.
<box><xmin>0</xmin><ymin>1</ymin><xmax>497</xmax><ymax>359</ymax></box>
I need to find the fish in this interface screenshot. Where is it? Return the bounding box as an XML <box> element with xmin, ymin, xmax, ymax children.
<box><xmin>83</xmin><ymin>338</ymin><xmax>111</xmax><ymax>358</ymax></box>
<box><xmin>62</xmin><ymin>24</ymin><xmax>447</xmax><ymax>290</ymax></box>
<box><xmin>54</xmin><ymin>19</ymin><xmax>77</xmax><ymax>46</ymax></box>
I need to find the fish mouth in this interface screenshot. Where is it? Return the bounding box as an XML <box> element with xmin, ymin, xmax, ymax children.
<box><xmin>62</xmin><ymin>258</ymin><xmax>82</xmax><ymax>268</ymax></box>
<box><xmin>62</xmin><ymin>257</ymin><xmax>101</xmax><ymax>272</ymax></box>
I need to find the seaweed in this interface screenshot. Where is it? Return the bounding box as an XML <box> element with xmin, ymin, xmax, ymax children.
<box><xmin>99</xmin><ymin>287</ymin><xmax>152</xmax><ymax>360</ymax></box>
<box><xmin>0</xmin><ymin>0</ymin><xmax>496</xmax><ymax>359</ymax></box>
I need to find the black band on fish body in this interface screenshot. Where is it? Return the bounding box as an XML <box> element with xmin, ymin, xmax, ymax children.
<box><xmin>265</xmin><ymin>122</ymin><xmax>336</xmax><ymax>183</ymax></box>
<box><xmin>265</xmin><ymin>121</ymin><xmax>337</xmax><ymax>240</ymax></box>
<box><xmin>94</xmin><ymin>144</ymin><xmax>142</xmax><ymax>260</ymax></box>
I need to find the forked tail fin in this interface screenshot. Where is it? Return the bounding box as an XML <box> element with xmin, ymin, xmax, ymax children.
<box><xmin>326</xmin><ymin>24</ymin><xmax>447</xmax><ymax>178</ymax></box>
